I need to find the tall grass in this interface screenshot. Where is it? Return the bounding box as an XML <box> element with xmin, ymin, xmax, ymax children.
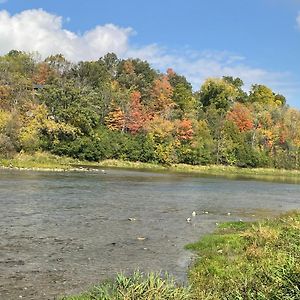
<box><xmin>186</xmin><ymin>211</ymin><xmax>300</xmax><ymax>299</ymax></box>
<box><xmin>62</xmin><ymin>271</ymin><xmax>190</xmax><ymax>300</ymax></box>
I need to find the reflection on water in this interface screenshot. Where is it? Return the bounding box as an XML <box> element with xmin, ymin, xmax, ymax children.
<box><xmin>0</xmin><ymin>168</ymin><xmax>299</xmax><ymax>299</ymax></box>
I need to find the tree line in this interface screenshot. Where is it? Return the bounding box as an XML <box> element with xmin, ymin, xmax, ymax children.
<box><xmin>1</xmin><ymin>50</ymin><xmax>299</xmax><ymax>169</ymax></box>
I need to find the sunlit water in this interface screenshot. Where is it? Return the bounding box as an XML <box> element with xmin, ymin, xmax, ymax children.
<box><xmin>1</xmin><ymin>168</ymin><xmax>300</xmax><ymax>299</ymax></box>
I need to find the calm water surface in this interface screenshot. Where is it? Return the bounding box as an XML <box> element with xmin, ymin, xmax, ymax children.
<box><xmin>0</xmin><ymin>168</ymin><xmax>300</xmax><ymax>299</ymax></box>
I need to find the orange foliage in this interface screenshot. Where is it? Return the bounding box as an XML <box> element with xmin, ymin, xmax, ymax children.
<box><xmin>126</xmin><ymin>91</ymin><xmax>147</xmax><ymax>134</ymax></box>
<box><xmin>33</xmin><ymin>63</ymin><xmax>51</xmax><ymax>84</ymax></box>
<box><xmin>176</xmin><ymin>119</ymin><xmax>194</xmax><ymax>141</ymax></box>
<box><xmin>105</xmin><ymin>106</ymin><xmax>125</xmax><ymax>131</ymax></box>
<box><xmin>227</xmin><ymin>103</ymin><xmax>254</xmax><ymax>132</ymax></box>
<box><xmin>150</xmin><ymin>76</ymin><xmax>175</xmax><ymax>115</ymax></box>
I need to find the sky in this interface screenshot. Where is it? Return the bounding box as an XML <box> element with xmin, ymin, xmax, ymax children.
<box><xmin>0</xmin><ymin>0</ymin><xmax>299</xmax><ymax>108</ymax></box>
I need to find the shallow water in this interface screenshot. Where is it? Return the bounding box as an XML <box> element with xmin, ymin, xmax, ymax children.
<box><xmin>1</xmin><ymin>168</ymin><xmax>300</xmax><ymax>299</ymax></box>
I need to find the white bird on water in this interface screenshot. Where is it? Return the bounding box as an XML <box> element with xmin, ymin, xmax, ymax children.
<box><xmin>192</xmin><ymin>211</ymin><xmax>196</xmax><ymax>217</ymax></box>
<box><xmin>186</xmin><ymin>217</ymin><xmax>191</xmax><ymax>223</ymax></box>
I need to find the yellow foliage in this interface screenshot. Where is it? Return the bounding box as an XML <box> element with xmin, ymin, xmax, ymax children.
<box><xmin>0</xmin><ymin>110</ymin><xmax>11</xmax><ymax>132</ymax></box>
<box><xmin>145</xmin><ymin>116</ymin><xmax>174</xmax><ymax>142</ymax></box>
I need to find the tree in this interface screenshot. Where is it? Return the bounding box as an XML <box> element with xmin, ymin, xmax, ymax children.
<box><xmin>198</xmin><ymin>78</ymin><xmax>238</xmax><ymax>111</ymax></box>
<box><xmin>227</xmin><ymin>103</ymin><xmax>254</xmax><ymax>132</ymax></box>
<box><xmin>71</xmin><ymin>59</ymin><xmax>110</xmax><ymax>88</ymax></box>
<box><xmin>45</xmin><ymin>54</ymin><xmax>72</xmax><ymax>77</ymax></box>
<box><xmin>116</xmin><ymin>58</ymin><xmax>157</xmax><ymax>101</ymax></box>
<box><xmin>105</xmin><ymin>105</ymin><xmax>125</xmax><ymax>132</ymax></box>
<box><xmin>167</xmin><ymin>68</ymin><xmax>192</xmax><ymax>91</ymax></box>
<box><xmin>249</xmin><ymin>84</ymin><xmax>280</xmax><ymax>106</ymax></box>
<box><xmin>126</xmin><ymin>91</ymin><xmax>147</xmax><ymax>134</ymax></box>
<box><xmin>223</xmin><ymin>76</ymin><xmax>248</xmax><ymax>103</ymax></box>
<box><xmin>149</xmin><ymin>75</ymin><xmax>175</xmax><ymax>118</ymax></box>
<box><xmin>33</xmin><ymin>62</ymin><xmax>51</xmax><ymax>85</ymax></box>
<box><xmin>175</xmin><ymin>119</ymin><xmax>194</xmax><ymax>142</ymax></box>
<box><xmin>38</xmin><ymin>79</ymin><xmax>100</xmax><ymax>135</ymax></box>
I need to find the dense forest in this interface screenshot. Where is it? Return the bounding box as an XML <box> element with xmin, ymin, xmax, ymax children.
<box><xmin>0</xmin><ymin>50</ymin><xmax>300</xmax><ymax>169</ymax></box>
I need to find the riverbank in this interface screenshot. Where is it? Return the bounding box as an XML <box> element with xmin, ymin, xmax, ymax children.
<box><xmin>2</xmin><ymin>152</ymin><xmax>300</xmax><ymax>182</ymax></box>
<box><xmin>186</xmin><ymin>210</ymin><xmax>300</xmax><ymax>299</ymax></box>
<box><xmin>62</xmin><ymin>211</ymin><xmax>300</xmax><ymax>299</ymax></box>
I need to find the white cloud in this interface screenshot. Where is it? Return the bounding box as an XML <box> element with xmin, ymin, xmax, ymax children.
<box><xmin>0</xmin><ymin>9</ymin><xmax>133</xmax><ymax>61</ymax></box>
<box><xmin>0</xmin><ymin>8</ymin><xmax>297</xmax><ymax>101</ymax></box>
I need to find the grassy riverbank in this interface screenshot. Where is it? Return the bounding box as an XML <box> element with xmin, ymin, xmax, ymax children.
<box><xmin>62</xmin><ymin>212</ymin><xmax>300</xmax><ymax>300</ymax></box>
<box><xmin>186</xmin><ymin>211</ymin><xmax>300</xmax><ymax>299</ymax></box>
<box><xmin>0</xmin><ymin>152</ymin><xmax>94</xmax><ymax>171</ymax></box>
<box><xmin>2</xmin><ymin>152</ymin><xmax>300</xmax><ymax>182</ymax></box>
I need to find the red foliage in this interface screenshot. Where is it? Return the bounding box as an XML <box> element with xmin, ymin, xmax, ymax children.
<box><xmin>227</xmin><ymin>103</ymin><xmax>254</xmax><ymax>132</ymax></box>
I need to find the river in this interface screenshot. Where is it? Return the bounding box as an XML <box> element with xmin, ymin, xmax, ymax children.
<box><xmin>0</xmin><ymin>168</ymin><xmax>300</xmax><ymax>299</ymax></box>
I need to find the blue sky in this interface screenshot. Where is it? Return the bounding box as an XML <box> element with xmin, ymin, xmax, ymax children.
<box><xmin>0</xmin><ymin>0</ymin><xmax>299</xmax><ymax>107</ymax></box>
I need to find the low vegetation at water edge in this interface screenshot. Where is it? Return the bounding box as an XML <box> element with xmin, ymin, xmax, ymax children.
<box><xmin>186</xmin><ymin>211</ymin><xmax>300</xmax><ymax>299</ymax></box>
<box><xmin>62</xmin><ymin>271</ymin><xmax>190</xmax><ymax>300</ymax></box>
<box><xmin>63</xmin><ymin>212</ymin><xmax>300</xmax><ymax>300</ymax></box>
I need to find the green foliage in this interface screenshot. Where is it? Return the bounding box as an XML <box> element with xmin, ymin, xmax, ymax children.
<box><xmin>249</xmin><ymin>84</ymin><xmax>283</xmax><ymax>106</ymax></box>
<box><xmin>198</xmin><ymin>78</ymin><xmax>239</xmax><ymax>111</ymax></box>
<box><xmin>39</xmin><ymin>79</ymin><xmax>100</xmax><ymax>135</ymax></box>
<box><xmin>187</xmin><ymin>212</ymin><xmax>300</xmax><ymax>300</ymax></box>
<box><xmin>62</xmin><ymin>271</ymin><xmax>190</xmax><ymax>300</ymax></box>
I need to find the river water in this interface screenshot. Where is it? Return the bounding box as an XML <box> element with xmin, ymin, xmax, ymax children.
<box><xmin>1</xmin><ymin>168</ymin><xmax>300</xmax><ymax>299</ymax></box>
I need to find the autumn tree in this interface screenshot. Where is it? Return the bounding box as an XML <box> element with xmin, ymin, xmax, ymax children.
<box><xmin>175</xmin><ymin>119</ymin><xmax>194</xmax><ymax>142</ymax></box>
<box><xmin>126</xmin><ymin>91</ymin><xmax>147</xmax><ymax>134</ymax></box>
<box><xmin>33</xmin><ymin>62</ymin><xmax>51</xmax><ymax>85</ymax></box>
<box><xmin>149</xmin><ymin>75</ymin><xmax>175</xmax><ymax>118</ymax></box>
<box><xmin>116</xmin><ymin>58</ymin><xmax>157</xmax><ymax>101</ymax></box>
<box><xmin>105</xmin><ymin>105</ymin><xmax>125</xmax><ymax>132</ymax></box>
<box><xmin>227</xmin><ymin>103</ymin><xmax>254</xmax><ymax>132</ymax></box>
<box><xmin>144</xmin><ymin>115</ymin><xmax>176</xmax><ymax>164</ymax></box>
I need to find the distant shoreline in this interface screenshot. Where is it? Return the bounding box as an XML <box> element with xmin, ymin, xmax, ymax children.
<box><xmin>1</xmin><ymin>152</ymin><xmax>300</xmax><ymax>183</ymax></box>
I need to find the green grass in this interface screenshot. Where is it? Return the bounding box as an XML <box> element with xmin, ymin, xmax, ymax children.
<box><xmin>62</xmin><ymin>212</ymin><xmax>300</xmax><ymax>300</ymax></box>
<box><xmin>0</xmin><ymin>151</ymin><xmax>95</xmax><ymax>171</ymax></box>
<box><xmin>186</xmin><ymin>211</ymin><xmax>300</xmax><ymax>300</ymax></box>
<box><xmin>62</xmin><ymin>271</ymin><xmax>190</xmax><ymax>300</ymax></box>
<box><xmin>98</xmin><ymin>160</ymin><xmax>300</xmax><ymax>183</ymax></box>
